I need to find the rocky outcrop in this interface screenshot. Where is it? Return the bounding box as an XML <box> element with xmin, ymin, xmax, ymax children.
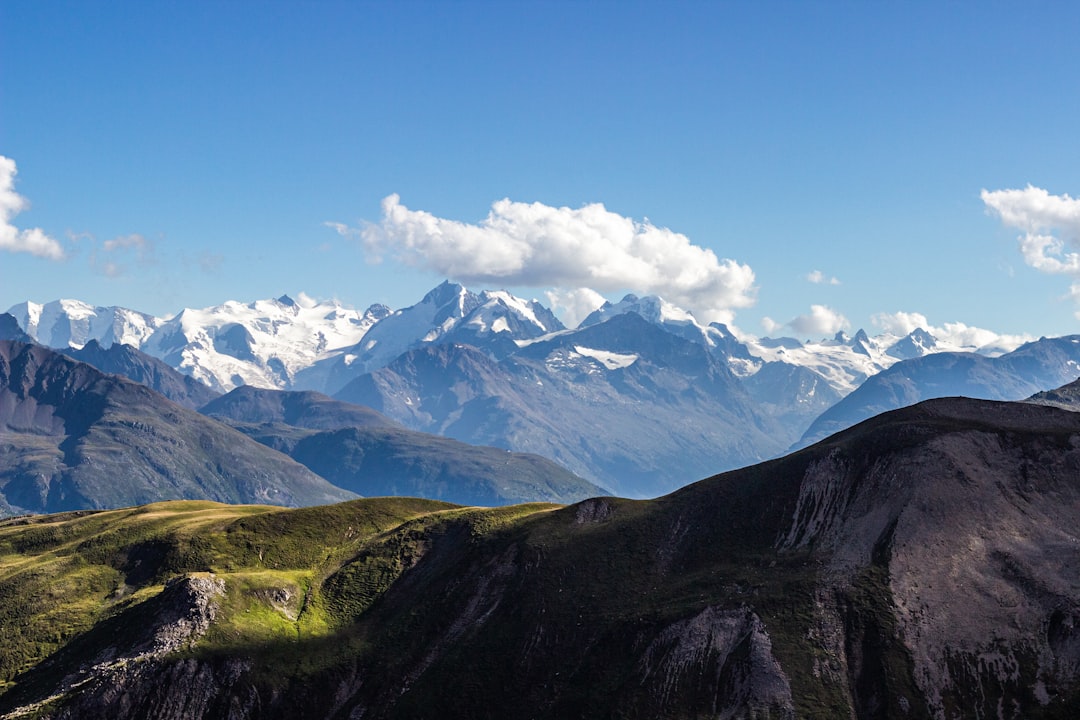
<box><xmin>639</xmin><ymin>606</ymin><xmax>795</xmax><ymax>718</ymax></box>
<box><xmin>3</xmin><ymin>575</ymin><xmax>229</xmax><ymax>720</ymax></box>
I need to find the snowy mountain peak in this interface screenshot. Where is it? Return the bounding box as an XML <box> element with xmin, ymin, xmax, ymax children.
<box><xmin>575</xmin><ymin>293</ymin><xmax>767</xmax><ymax>367</ymax></box>
<box><xmin>848</xmin><ymin>329</ymin><xmax>874</xmax><ymax>357</ymax></box>
<box><xmin>138</xmin><ymin>294</ymin><xmax>377</xmax><ymax>392</ymax></box>
<box><xmin>708</xmin><ymin>322</ymin><xmax>736</xmax><ymax>338</ymax></box>
<box><xmin>420</xmin><ymin>280</ymin><xmax>475</xmax><ymax>312</ymax></box>
<box><xmin>886</xmin><ymin>327</ymin><xmax>939</xmax><ymax>360</ymax></box>
<box><xmin>464</xmin><ymin>290</ymin><xmax>565</xmax><ymax>338</ymax></box>
<box><xmin>7</xmin><ymin>299</ymin><xmax>163</xmax><ymax>349</ymax></box>
<box><xmin>581</xmin><ymin>293</ymin><xmax>697</xmax><ymax>329</ymax></box>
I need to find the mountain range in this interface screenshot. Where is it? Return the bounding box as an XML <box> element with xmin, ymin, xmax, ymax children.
<box><xmin>4</xmin><ymin>282</ymin><xmax>1060</xmax><ymax>495</ymax></box>
<box><xmin>1</xmin><ymin>393</ymin><xmax>1078</xmax><ymax>718</ymax></box>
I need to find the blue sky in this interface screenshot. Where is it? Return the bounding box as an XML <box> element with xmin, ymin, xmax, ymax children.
<box><xmin>3</xmin><ymin>1</ymin><xmax>1080</xmax><ymax>340</ymax></box>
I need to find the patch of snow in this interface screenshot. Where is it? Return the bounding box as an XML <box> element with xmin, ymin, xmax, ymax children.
<box><xmin>485</xmin><ymin>290</ymin><xmax>545</xmax><ymax>330</ymax></box>
<box><xmin>573</xmin><ymin>345</ymin><xmax>639</xmax><ymax>370</ymax></box>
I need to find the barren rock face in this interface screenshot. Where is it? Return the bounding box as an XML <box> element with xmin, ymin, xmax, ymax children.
<box><xmin>639</xmin><ymin>605</ymin><xmax>795</xmax><ymax>717</ymax></box>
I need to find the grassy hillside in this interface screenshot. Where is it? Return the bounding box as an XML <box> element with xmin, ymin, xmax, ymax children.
<box><xmin>0</xmin><ymin>497</ymin><xmax>556</xmax><ymax>713</ymax></box>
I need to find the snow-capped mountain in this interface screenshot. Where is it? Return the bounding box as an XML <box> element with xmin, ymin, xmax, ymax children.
<box><xmin>6</xmin><ymin>282</ymin><xmax>1043</xmax><ymax>469</ymax></box>
<box><xmin>446</xmin><ymin>289</ymin><xmax>564</xmax><ymax>351</ymax></box>
<box><xmin>580</xmin><ymin>293</ymin><xmax>753</xmax><ymax>365</ymax></box>
<box><xmin>10</xmin><ymin>284</ymin><xmax>1022</xmax><ymax>405</ymax></box>
<box><xmin>6</xmin><ymin>294</ymin><xmax>386</xmax><ymax>393</ymax></box>
<box><xmin>302</xmin><ymin>281</ymin><xmax>566</xmax><ymax>395</ymax></box>
<box><xmin>7</xmin><ymin>299</ymin><xmax>162</xmax><ymax>349</ymax></box>
<box><xmin>795</xmin><ymin>335</ymin><xmax>1080</xmax><ymax>449</ymax></box>
<box><xmin>140</xmin><ymin>294</ymin><xmax>386</xmax><ymax>392</ymax></box>
<box><xmin>741</xmin><ymin>327</ymin><xmax>1017</xmax><ymax>396</ymax></box>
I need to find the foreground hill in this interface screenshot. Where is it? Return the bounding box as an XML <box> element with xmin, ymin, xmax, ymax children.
<box><xmin>0</xmin><ymin>341</ymin><xmax>355</xmax><ymax>515</ymax></box>
<box><xmin>1</xmin><ymin>396</ymin><xmax>1078</xmax><ymax>718</ymax></box>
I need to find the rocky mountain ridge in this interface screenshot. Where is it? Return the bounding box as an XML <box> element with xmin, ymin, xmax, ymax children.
<box><xmin>0</xmin><ymin>339</ymin><xmax>354</xmax><ymax>514</ymax></box>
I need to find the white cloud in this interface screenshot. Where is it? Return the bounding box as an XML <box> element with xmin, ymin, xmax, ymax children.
<box><xmin>982</xmin><ymin>185</ymin><xmax>1080</xmax><ymax>275</ymax></box>
<box><xmin>544</xmin><ymin>287</ymin><xmax>607</xmax><ymax>328</ymax></box>
<box><xmin>90</xmin><ymin>233</ymin><xmax>154</xmax><ymax>277</ymax></box>
<box><xmin>0</xmin><ymin>155</ymin><xmax>65</xmax><ymax>260</ymax></box>
<box><xmin>102</xmin><ymin>233</ymin><xmax>148</xmax><ymax>254</ymax></box>
<box><xmin>806</xmin><ymin>269</ymin><xmax>840</xmax><ymax>285</ymax></box>
<box><xmin>872</xmin><ymin>311</ymin><xmax>1033</xmax><ymax>352</ymax></box>
<box><xmin>338</xmin><ymin>194</ymin><xmax>757</xmax><ymax>324</ymax></box>
<box><xmin>296</xmin><ymin>291</ymin><xmax>319</xmax><ymax>309</ymax></box>
<box><xmin>788</xmin><ymin>304</ymin><xmax>849</xmax><ymax>337</ymax></box>
<box><xmin>870</xmin><ymin>310</ymin><xmax>931</xmax><ymax>336</ymax></box>
<box><xmin>761</xmin><ymin>316</ymin><xmax>782</xmax><ymax>334</ymax></box>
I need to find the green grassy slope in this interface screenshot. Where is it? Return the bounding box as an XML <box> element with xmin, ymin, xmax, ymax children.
<box><xmin>0</xmin><ymin>497</ymin><xmax>557</xmax><ymax>714</ymax></box>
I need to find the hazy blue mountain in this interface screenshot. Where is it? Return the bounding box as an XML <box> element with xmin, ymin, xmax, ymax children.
<box><xmin>238</xmin><ymin>422</ymin><xmax>605</xmax><ymax>506</ymax></box>
<box><xmin>200</xmin><ymin>385</ymin><xmax>394</xmax><ymax>430</ymax></box>
<box><xmin>204</xmin><ymin>386</ymin><xmax>603</xmax><ymax>506</ymax></box>
<box><xmin>796</xmin><ymin>335</ymin><xmax>1080</xmax><ymax>448</ymax></box>
<box><xmin>0</xmin><ymin>340</ymin><xmax>355</xmax><ymax>515</ymax></box>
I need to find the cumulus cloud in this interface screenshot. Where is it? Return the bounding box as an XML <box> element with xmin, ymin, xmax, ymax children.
<box><xmin>788</xmin><ymin>305</ymin><xmax>850</xmax><ymax>337</ymax></box>
<box><xmin>544</xmin><ymin>287</ymin><xmax>607</xmax><ymax>328</ymax></box>
<box><xmin>0</xmin><ymin>155</ymin><xmax>65</xmax><ymax>259</ymax></box>
<box><xmin>982</xmin><ymin>185</ymin><xmax>1080</xmax><ymax>275</ymax></box>
<box><xmin>872</xmin><ymin>311</ymin><xmax>1033</xmax><ymax>352</ymax></box>
<box><xmin>806</xmin><ymin>269</ymin><xmax>840</xmax><ymax>285</ymax></box>
<box><xmin>760</xmin><ymin>305</ymin><xmax>849</xmax><ymax>337</ymax></box>
<box><xmin>335</xmin><ymin>195</ymin><xmax>757</xmax><ymax>324</ymax></box>
<box><xmin>870</xmin><ymin>310</ymin><xmax>931</xmax><ymax>336</ymax></box>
